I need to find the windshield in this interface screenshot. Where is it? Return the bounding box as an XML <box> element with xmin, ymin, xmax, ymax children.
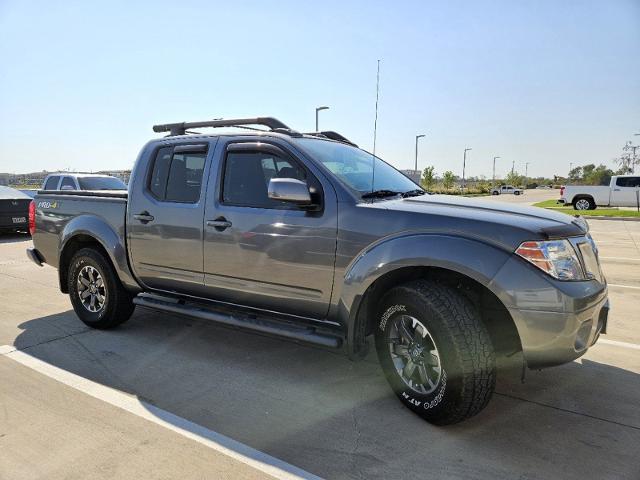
<box><xmin>77</xmin><ymin>176</ymin><xmax>127</xmax><ymax>190</ymax></box>
<box><xmin>296</xmin><ymin>138</ymin><xmax>421</xmax><ymax>198</ymax></box>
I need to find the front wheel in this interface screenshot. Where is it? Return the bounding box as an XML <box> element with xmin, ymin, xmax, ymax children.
<box><xmin>68</xmin><ymin>248</ymin><xmax>135</xmax><ymax>329</ymax></box>
<box><xmin>375</xmin><ymin>280</ymin><xmax>496</xmax><ymax>425</ymax></box>
<box><xmin>492</xmin><ymin>191</ymin><xmax>499</xmax><ymax>195</ymax></box>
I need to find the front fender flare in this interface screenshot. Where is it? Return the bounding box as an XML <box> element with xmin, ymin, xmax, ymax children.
<box><xmin>339</xmin><ymin>233</ymin><xmax>512</xmax><ymax>358</ymax></box>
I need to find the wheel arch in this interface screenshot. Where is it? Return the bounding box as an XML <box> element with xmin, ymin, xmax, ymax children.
<box><xmin>58</xmin><ymin>216</ymin><xmax>140</xmax><ymax>294</ymax></box>
<box><xmin>340</xmin><ymin>234</ymin><xmax>521</xmax><ymax>360</ymax></box>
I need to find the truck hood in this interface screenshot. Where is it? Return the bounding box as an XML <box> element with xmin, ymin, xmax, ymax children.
<box><xmin>374</xmin><ymin>194</ymin><xmax>588</xmax><ymax>248</ymax></box>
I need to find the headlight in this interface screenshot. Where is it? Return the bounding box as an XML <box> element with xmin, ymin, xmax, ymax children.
<box><xmin>515</xmin><ymin>239</ymin><xmax>584</xmax><ymax>280</ymax></box>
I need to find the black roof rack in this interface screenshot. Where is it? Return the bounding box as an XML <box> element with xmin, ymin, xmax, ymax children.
<box><xmin>305</xmin><ymin>131</ymin><xmax>358</xmax><ymax>147</ymax></box>
<box><xmin>153</xmin><ymin>117</ymin><xmax>291</xmax><ymax>136</ymax></box>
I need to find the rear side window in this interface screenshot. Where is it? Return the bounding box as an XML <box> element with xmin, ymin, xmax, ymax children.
<box><xmin>44</xmin><ymin>176</ymin><xmax>59</xmax><ymax>190</ymax></box>
<box><xmin>616</xmin><ymin>177</ymin><xmax>640</xmax><ymax>187</ymax></box>
<box><xmin>148</xmin><ymin>146</ymin><xmax>206</xmax><ymax>203</ymax></box>
<box><xmin>166</xmin><ymin>152</ymin><xmax>206</xmax><ymax>202</ymax></box>
<box><xmin>60</xmin><ymin>177</ymin><xmax>76</xmax><ymax>190</ymax></box>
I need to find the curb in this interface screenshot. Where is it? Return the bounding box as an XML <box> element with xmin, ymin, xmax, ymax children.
<box><xmin>581</xmin><ymin>216</ymin><xmax>640</xmax><ymax>222</ymax></box>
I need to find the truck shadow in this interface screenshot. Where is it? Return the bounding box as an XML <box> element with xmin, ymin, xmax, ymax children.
<box><xmin>9</xmin><ymin>308</ymin><xmax>640</xmax><ymax>480</ymax></box>
<box><xmin>0</xmin><ymin>232</ymin><xmax>31</xmax><ymax>244</ymax></box>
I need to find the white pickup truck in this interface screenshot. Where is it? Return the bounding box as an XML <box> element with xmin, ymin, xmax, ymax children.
<box><xmin>491</xmin><ymin>185</ymin><xmax>524</xmax><ymax>195</ymax></box>
<box><xmin>560</xmin><ymin>175</ymin><xmax>640</xmax><ymax>210</ymax></box>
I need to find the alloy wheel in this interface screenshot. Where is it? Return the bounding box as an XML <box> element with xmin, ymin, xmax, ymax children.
<box><xmin>76</xmin><ymin>265</ymin><xmax>106</xmax><ymax>312</ymax></box>
<box><xmin>388</xmin><ymin>315</ymin><xmax>442</xmax><ymax>394</ymax></box>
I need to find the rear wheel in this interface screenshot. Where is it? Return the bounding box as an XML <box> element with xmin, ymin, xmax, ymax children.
<box><xmin>68</xmin><ymin>248</ymin><xmax>135</xmax><ymax>329</ymax></box>
<box><xmin>375</xmin><ymin>280</ymin><xmax>495</xmax><ymax>425</ymax></box>
<box><xmin>492</xmin><ymin>191</ymin><xmax>499</xmax><ymax>195</ymax></box>
<box><xmin>574</xmin><ymin>197</ymin><xmax>595</xmax><ymax>210</ymax></box>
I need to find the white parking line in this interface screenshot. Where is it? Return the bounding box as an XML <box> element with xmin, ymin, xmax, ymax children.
<box><xmin>598</xmin><ymin>339</ymin><xmax>640</xmax><ymax>350</ymax></box>
<box><xmin>608</xmin><ymin>284</ymin><xmax>640</xmax><ymax>290</ymax></box>
<box><xmin>0</xmin><ymin>346</ymin><xmax>322</xmax><ymax>480</ymax></box>
<box><xmin>599</xmin><ymin>256</ymin><xmax>640</xmax><ymax>262</ymax></box>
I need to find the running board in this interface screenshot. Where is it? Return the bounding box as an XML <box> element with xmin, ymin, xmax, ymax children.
<box><xmin>133</xmin><ymin>294</ymin><xmax>343</xmax><ymax>349</ymax></box>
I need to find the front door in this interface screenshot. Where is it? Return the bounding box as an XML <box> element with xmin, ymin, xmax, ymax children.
<box><xmin>202</xmin><ymin>140</ymin><xmax>337</xmax><ymax>319</ymax></box>
<box><xmin>128</xmin><ymin>141</ymin><xmax>214</xmax><ymax>294</ymax></box>
<box><xmin>611</xmin><ymin>176</ymin><xmax>640</xmax><ymax>207</ymax></box>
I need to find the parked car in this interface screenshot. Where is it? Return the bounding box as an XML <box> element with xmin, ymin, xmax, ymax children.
<box><xmin>42</xmin><ymin>173</ymin><xmax>127</xmax><ymax>191</ymax></box>
<box><xmin>0</xmin><ymin>186</ymin><xmax>31</xmax><ymax>233</ymax></box>
<box><xmin>536</xmin><ymin>185</ymin><xmax>552</xmax><ymax>189</ymax></box>
<box><xmin>560</xmin><ymin>175</ymin><xmax>640</xmax><ymax>210</ymax></box>
<box><xmin>27</xmin><ymin>116</ymin><xmax>608</xmax><ymax>425</ymax></box>
<box><xmin>491</xmin><ymin>185</ymin><xmax>524</xmax><ymax>195</ymax></box>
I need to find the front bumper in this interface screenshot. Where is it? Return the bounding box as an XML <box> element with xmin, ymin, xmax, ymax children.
<box><xmin>490</xmin><ymin>255</ymin><xmax>609</xmax><ymax>369</ymax></box>
<box><xmin>508</xmin><ymin>295</ymin><xmax>608</xmax><ymax>369</ymax></box>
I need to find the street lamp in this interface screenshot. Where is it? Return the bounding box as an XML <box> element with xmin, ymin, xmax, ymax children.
<box><xmin>492</xmin><ymin>156</ymin><xmax>500</xmax><ymax>186</ymax></box>
<box><xmin>415</xmin><ymin>134</ymin><xmax>426</xmax><ymax>174</ymax></box>
<box><xmin>462</xmin><ymin>148</ymin><xmax>472</xmax><ymax>190</ymax></box>
<box><xmin>315</xmin><ymin>106</ymin><xmax>329</xmax><ymax>131</ymax></box>
<box><xmin>525</xmin><ymin>162</ymin><xmax>530</xmax><ymax>180</ymax></box>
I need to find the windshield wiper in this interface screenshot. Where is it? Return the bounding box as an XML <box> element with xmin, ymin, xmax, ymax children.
<box><xmin>401</xmin><ymin>189</ymin><xmax>426</xmax><ymax>198</ymax></box>
<box><xmin>361</xmin><ymin>189</ymin><xmax>402</xmax><ymax>199</ymax></box>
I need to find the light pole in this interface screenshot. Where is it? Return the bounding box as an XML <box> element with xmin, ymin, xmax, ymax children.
<box><xmin>525</xmin><ymin>162</ymin><xmax>530</xmax><ymax>180</ymax></box>
<box><xmin>462</xmin><ymin>148</ymin><xmax>472</xmax><ymax>190</ymax></box>
<box><xmin>511</xmin><ymin>160</ymin><xmax>515</xmax><ymax>175</ymax></box>
<box><xmin>315</xmin><ymin>106</ymin><xmax>329</xmax><ymax>131</ymax></box>
<box><xmin>492</xmin><ymin>156</ymin><xmax>500</xmax><ymax>186</ymax></box>
<box><xmin>415</xmin><ymin>134</ymin><xmax>426</xmax><ymax>174</ymax></box>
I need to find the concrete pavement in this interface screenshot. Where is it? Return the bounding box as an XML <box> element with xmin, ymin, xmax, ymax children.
<box><xmin>0</xmin><ymin>206</ymin><xmax>639</xmax><ymax>479</ymax></box>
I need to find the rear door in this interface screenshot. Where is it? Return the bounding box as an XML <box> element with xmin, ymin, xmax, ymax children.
<box><xmin>611</xmin><ymin>176</ymin><xmax>640</xmax><ymax>207</ymax></box>
<box><xmin>202</xmin><ymin>139</ymin><xmax>338</xmax><ymax>319</ymax></box>
<box><xmin>128</xmin><ymin>141</ymin><xmax>216</xmax><ymax>294</ymax></box>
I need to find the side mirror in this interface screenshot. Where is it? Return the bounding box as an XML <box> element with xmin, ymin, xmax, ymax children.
<box><xmin>268</xmin><ymin>178</ymin><xmax>312</xmax><ymax>205</ymax></box>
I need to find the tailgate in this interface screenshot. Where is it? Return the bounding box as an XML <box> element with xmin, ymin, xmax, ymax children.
<box><xmin>0</xmin><ymin>198</ymin><xmax>31</xmax><ymax>228</ymax></box>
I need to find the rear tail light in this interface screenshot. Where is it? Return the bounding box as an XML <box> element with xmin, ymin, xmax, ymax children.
<box><xmin>28</xmin><ymin>200</ymin><xmax>36</xmax><ymax>235</ymax></box>
<box><xmin>560</xmin><ymin>186</ymin><xmax>565</xmax><ymax>197</ymax></box>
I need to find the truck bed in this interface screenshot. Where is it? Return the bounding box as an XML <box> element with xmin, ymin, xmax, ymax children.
<box><xmin>32</xmin><ymin>190</ymin><xmax>128</xmax><ymax>270</ymax></box>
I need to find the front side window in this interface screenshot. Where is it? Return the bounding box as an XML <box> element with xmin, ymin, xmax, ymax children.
<box><xmin>148</xmin><ymin>146</ymin><xmax>206</xmax><ymax>203</ymax></box>
<box><xmin>295</xmin><ymin>138</ymin><xmax>420</xmax><ymax>198</ymax></box>
<box><xmin>44</xmin><ymin>176</ymin><xmax>60</xmax><ymax>190</ymax></box>
<box><xmin>222</xmin><ymin>151</ymin><xmax>307</xmax><ymax>208</ymax></box>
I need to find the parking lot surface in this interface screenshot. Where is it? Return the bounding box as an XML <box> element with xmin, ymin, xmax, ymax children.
<box><xmin>1</xmin><ymin>193</ymin><xmax>639</xmax><ymax>479</ymax></box>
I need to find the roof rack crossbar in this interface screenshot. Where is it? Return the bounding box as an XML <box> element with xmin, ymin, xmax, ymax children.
<box><xmin>153</xmin><ymin>117</ymin><xmax>290</xmax><ymax>136</ymax></box>
<box><xmin>305</xmin><ymin>131</ymin><xmax>358</xmax><ymax>147</ymax></box>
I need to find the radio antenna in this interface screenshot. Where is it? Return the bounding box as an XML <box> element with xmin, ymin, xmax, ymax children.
<box><xmin>370</xmin><ymin>59</ymin><xmax>381</xmax><ymax>198</ymax></box>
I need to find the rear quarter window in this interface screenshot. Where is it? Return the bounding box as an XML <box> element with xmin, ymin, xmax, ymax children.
<box><xmin>43</xmin><ymin>176</ymin><xmax>60</xmax><ymax>190</ymax></box>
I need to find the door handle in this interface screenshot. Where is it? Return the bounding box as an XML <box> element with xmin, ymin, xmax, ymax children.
<box><xmin>133</xmin><ymin>211</ymin><xmax>155</xmax><ymax>223</ymax></box>
<box><xmin>613</xmin><ymin>188</ymin><xmax>621</xmax><ymax>191</ymax></box>
<box><xmin>207</xmin><ymin>217</ymin><xmax>232</xmax><ymax>231</ymax></box>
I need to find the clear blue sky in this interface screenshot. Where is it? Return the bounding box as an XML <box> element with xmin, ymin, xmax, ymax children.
<box><xmin>1</xmin><ymin>0</ymin><xmax>639</xmax><ymax>179</ymax></box>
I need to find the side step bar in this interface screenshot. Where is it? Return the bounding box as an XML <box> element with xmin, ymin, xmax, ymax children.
<box><xmin>133</xmin><ymin>294</ymin><xmax>344</xmax><ymax>349</ymax></box>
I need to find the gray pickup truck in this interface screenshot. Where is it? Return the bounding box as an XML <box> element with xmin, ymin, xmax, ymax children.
<box><xmin>27</xmin><ymin>117</ymin><xmax>609</xmax><ymax>425</ymax></box>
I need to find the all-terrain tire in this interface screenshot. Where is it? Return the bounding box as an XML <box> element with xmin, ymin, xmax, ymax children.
<box><xmin>375</xmin><ymin>280</ymin><xmax>496</xmax><ymax>425</ymax></box>
<box><xmin>68</xmin><ymin>248</ymin><xmax>135</xmax><ymax>329</ymax></box>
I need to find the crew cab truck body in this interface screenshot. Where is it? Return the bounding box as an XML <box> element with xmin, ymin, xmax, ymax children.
<box><xmin>560</xmin><ymin>175</ymin><xmax>640</xmax><ymax>210</ymax></box>
<box><xmin>27</xmin><ymin>117</ymin><xmax>609</xmax><ymax>425</ymax></box>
